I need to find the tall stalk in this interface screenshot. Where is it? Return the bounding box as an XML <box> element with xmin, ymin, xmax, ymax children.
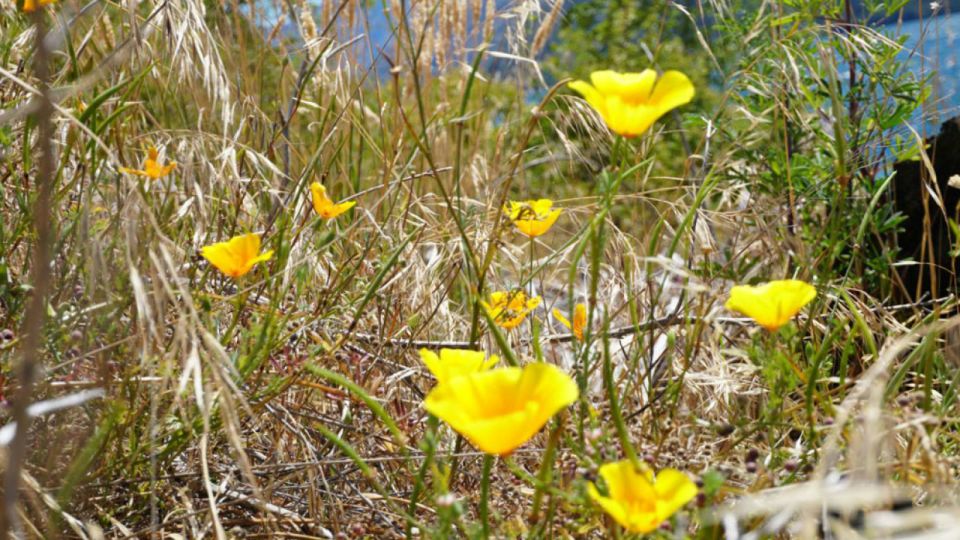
<box><xmin>2</xmin><ymin>7</ymin><xmax>56</xmax><ymax>537</ymax></box>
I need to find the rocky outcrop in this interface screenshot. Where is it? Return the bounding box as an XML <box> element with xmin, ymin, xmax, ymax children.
<box><xmin>891</xmin><ymin>117</ymin><xmax>960</xmax><ymax>301</ymax></box>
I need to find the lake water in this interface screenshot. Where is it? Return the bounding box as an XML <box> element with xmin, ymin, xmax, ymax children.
<box><xmin>886</xmin><ymin>12</ymin><xmax>960</xmax><ymax>123</ymax></box>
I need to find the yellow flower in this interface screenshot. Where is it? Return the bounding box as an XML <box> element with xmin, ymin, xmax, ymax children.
<box><xmin>118</xmin><ymin>146</ymin><xmax>177</xmax><ymax>179</ymax></box>
<box><xmin>200</xmin><ymin>233</ymin><xmax>274</xmax><ymax>278</ymax></box>
<box><xmin>423</xmin><ymin>362</ymin><xmax>578</xmax><ymax>456</ymax></box>
<box><xmin>568</xmin><ymin>69</ymin><xmax>695</xmax><ymax>137</ymax></box>
<box><xmin>552</xmin><ymin>303</ymin><xmax>587</xmax><ymax>341</ymax></box>
<box><xmin>588</xmin><ymin>460</ymin><xmax>698</xmax><ymax>534</ymax></box>
<box><xmin>419</xmin><ymin>348</ymin><xmax>498</xmax><ymax>386</ymax></box>
<box><xmin>724</xmin><ymin>279</ymin><xmax>817</xmax><ymax>332</ymax></box>
<box><xmin>503</xmin><ymin>199</ymin><xmax>562</xmax><ymax>237</ymax></box>
<box><xmin>22</xmin><ymin>0</ymin><xmax>55</xmax><ymax>12</ymax></box>
<box><xmin>482</xmin><ymin>290</ymin><xmax>541</xmax><ymax>329</ymax></box>
<box><xmin>311</xmin><ymin>182</ymin><xmax>356</xmax><ymax>219</ymax></box>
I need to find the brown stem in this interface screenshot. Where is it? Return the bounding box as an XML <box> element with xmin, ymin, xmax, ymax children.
<box><xmin>2</xmin><ymin>9</ymin><xmax>57</xmax><ymax>537</ymax></box>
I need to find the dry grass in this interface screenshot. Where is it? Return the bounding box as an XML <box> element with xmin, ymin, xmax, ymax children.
<box><xmin>1</xmin><ymin>0</ymin><xmax>959</xmax><ymax>538</ymax></box>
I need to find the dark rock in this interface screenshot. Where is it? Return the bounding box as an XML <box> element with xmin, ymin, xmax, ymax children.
<box><xmin>891</xmin><ymin>116</ymin><xmax>960</xmax><ymax>301</ymax></box>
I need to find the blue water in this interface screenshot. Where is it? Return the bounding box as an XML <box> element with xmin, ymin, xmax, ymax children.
<box><xmin>885</xmin><ymin>13</ymin><xmax>960</xmax><ymax>120</ymax></box>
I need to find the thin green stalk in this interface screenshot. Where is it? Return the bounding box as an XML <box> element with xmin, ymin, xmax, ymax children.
<box><xmin>530</xmin><ymin>236</ymin><xmax>543</xmax><ymax>361</ymax></box>
<box><xmin>445</xmin><ymin>435</ymin><xmax>467</xmax><ymax>493</ymax></box>
<box><xmin>582</xmin><ymin>161</ymin><xmax>640</xmax><ymax>465</ymax></box>
<box><xmin>479</xmin><ymin>454</ymin><xmax>495</xmax><ymax>538</ymax></box>
<box><xmin>453</xmin><ymin>47</ymin><xmax>488</xmax><ymax>212</ymax></box>
<box><xmin>529</xmin><ymin>413</ymin><xmax>564</xmax><ymax>525</ymax></box>
<box><xmin>314</xmin><ymin>422</ymin><xmax>423</xmax><ymax>532</ymax></box>
<box><xmin>407</xmin><ymin>415</ymin><xmax>439</xmax><ymax>539</ymax></box>
<box><xmin>805</xmin><ymin>324</ymin><xmax>840</xmax><ymax>444</ymax></box>
<box><xmin>222</xmin><ymin>286</ymin><xmax>250</xmax><ymax>343</ymax></box>
<box><xmin>602</xmin><ymin>314</ymin><xmax>639</xmax><ymax>467</ymax></box>
<box><xmin>567</xmin><ymin>225</ymin><xmax>591</xmax><ymax>446</ymax></box>
<box><xmin>820</xmin><ymin>33</ymin><xmax>849</xmax><ymax>184</ymax></box>
<box><xmin>305</xmin><ymin>365</ymin><xmax>409</xmax><ymax>453</ymax></box>
<box><xmin>529</xmin><ymin>235</ymin><xmax>535</xmax><ymax>295</ymax></box>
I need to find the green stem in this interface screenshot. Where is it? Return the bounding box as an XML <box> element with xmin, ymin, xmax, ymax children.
<box><xmin>529</xmin><ymin>236</ymin><xmax>535</xmax><ymax>295</ymax></box>
<box><xmin>446</xmin><ymin>435</ymin><xmax>466</xmax><ymax>491</ymax></box>
<box><xmin>479</xmin><ymin>454</ymin><xmax>495</xmax><ymax>538</ymax></box>
<box><xmin>222</xmin><ymin>285</ymin><xmax>250</xmax><ymax>343</ymax></box>
<box><xmin>610</xmin><ymin>135</ymin><xmax>624</xmax><ymax>171</ymax></box>
<box><xmin>407</xmin><ymin>416</ymin><xmax>439</xmax><ymax>539</ymax></box>
<box><xmin>602</xmin><ymin>315</ymin><xmax>639</xmax><ymax>467</ymax></box>
<box><xmin>529</xmin><ymin>414</ymin><xmax>564</xmax><ymax>525</ymax></box>
<box><xmin>530</xmin><ymin>236</ymin><xmax>543</xmax><ymax>361</ymax></box>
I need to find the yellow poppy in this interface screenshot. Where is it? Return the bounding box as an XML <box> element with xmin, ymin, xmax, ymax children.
<box><xmin>482</xmin><ymin>290</ymin><xmax>541</xmax><ymax>329</ymax></box>
<box><xmin>419</xmin><ymin>348</ymin><xmax>498</xmax><ymax>386</ymax></box>
<box><xmin>311</xmin><ymin>182</ymin><xmax>356</xmax><ymax>219</ymax></box>
<box><xmin>552</xmin><ymin>303</ymin><xmax>587</xmax><ymax>341</ymax></box>
<box><xmin>568</xmin><ymin>69</ymin><xmax>695</xmax><ymax>137</ymax></box>
<box><xmin>118</xmin><ymin>146</ymin><xmax>177</xmax><ymax>179</ymax></box>
<box><xmin>503</xmin><ymin>199</ymin><xmax>562</xmax><ymax>237</ymax></box>
<box><xmin>588</xmin><ymin>460</ymin><xmax>698</xmax><ymax>534</ymax></box>
<box><xmin>423</xmin><ymin>362</ymin><xmax>579</xmax><ymax>456</ymax></box>
<box><xmin>724</xmin><ymin>279</ymin><xmax>817</xmax><ymax>332</ymax></box>
<box><xmin>200</xmin><ymin>233</ymin><xmax>274</xmax><ymax>278</ymax></box>
<box><xmin>22</xmin><ymin>0</ymin><xmax>54</xmax><ymax>11</ymax></box>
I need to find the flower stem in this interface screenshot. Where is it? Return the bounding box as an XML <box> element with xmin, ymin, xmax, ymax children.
<box><xmin>610</xmin><ymin>134</ymin><xmax>623</xmax><ymax>170</ymax></box>
<box><xmin>602</xmin><ymin>314</ymin><xmax>639</xmax><ymax>467</ymax></box>
<box><xmin>529</xmin><ymin>236</ymin><xmax>543</xmax><ymax>361</ymax></box>
<box><xmin>529</xmin><ymin>235</ymin><xmax>535</xmax><ymax>296</ymax></box>
<box><xmin>223</xmin><ymin>286</ymin><xmax>250</xmax><ymax>343</ymax></box>
<box><xmin>407</xmin><ymin>415</ymin><xmax>439</xmax><ymax>539</ymax></box>
<box><xmin>529</xmin><ymin>413</ymin><xmax>564</xmax><ymax>525</ymax></box>
<box><xmin>446</xmin><ymin>435</ymin><xmax>466</xmax><ymax>490</ymax></box>
<box><xmin>479</xmin><ymin>454</ymin><xmax>495</xmax><ymax>538</ymax></box>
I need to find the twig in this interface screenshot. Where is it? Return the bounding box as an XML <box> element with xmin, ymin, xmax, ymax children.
<box><xmin>212</xmin><ymin>485</ymin><xmax>334</xmax><ymax>539</ymax></box>
<box><xmin>74</xmin><ymin>448</ymin><xmax>545</xmax><ymax>489</ymax></box>
<box><xmin>343</xmin><ymin>166</ymin><xmax>453</xmax><ymax>202</ymax></box>
<box><xmin>2</xmin><ymin>8</ymin><xmax>57</xmax><ymax>537</ymax></box>
<box><xmin>354</xmin><ymin>315</ymin><xmax>753</xmax><ymax>349</ymax></box>
<box><xmin>352</xmin><ymin>294</ymin><xmax>958</xmax><ymax>351</ymax></box>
